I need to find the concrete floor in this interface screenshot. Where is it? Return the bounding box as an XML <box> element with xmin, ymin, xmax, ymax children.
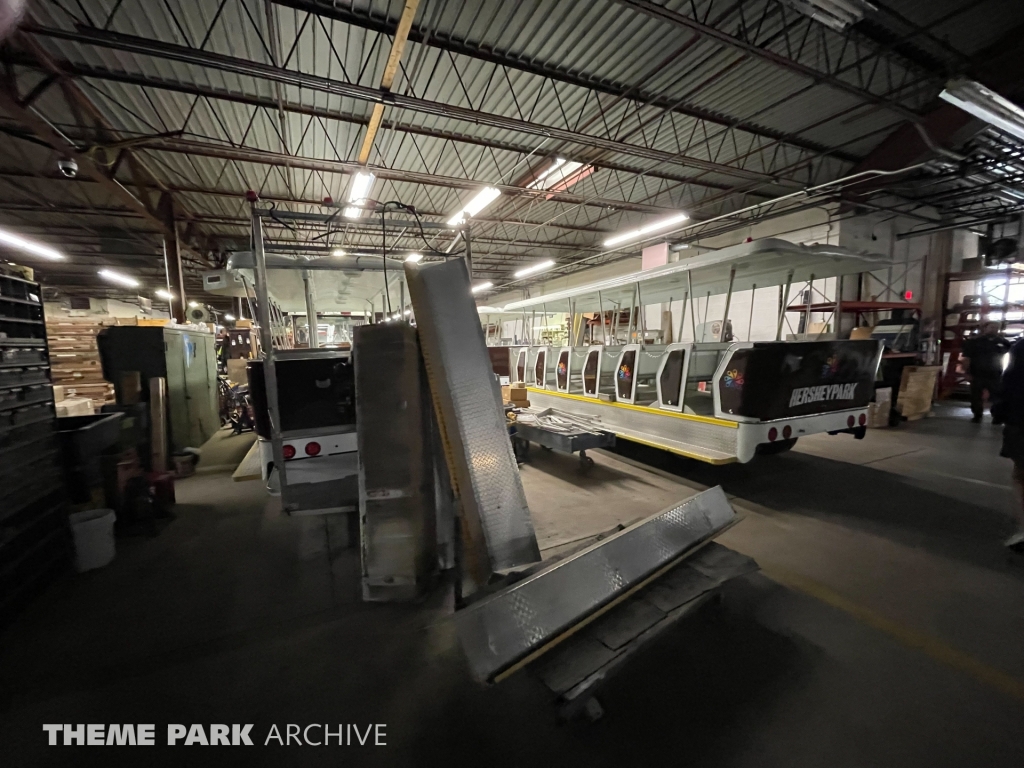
<box><xmin>1</xmin><ymin>405</ymin><xmax>1023</xmax><ymax>766</ymax></box>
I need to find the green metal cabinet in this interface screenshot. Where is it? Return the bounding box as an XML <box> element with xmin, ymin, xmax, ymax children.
<box><xmin>98</xmin><ymin>326</ymin><xmax>219</xmax><ymax>452</ymax></box>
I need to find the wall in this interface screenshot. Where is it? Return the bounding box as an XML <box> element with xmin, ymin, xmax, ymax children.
<box><xmin>45</xmin><ymin>297</ymin><xmax>171</xmax><ymax>319</ymax></box>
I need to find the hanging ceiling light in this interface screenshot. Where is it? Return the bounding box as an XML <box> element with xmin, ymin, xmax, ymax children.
<box><xmin>224</xmin><ymin>313</ymin><xmax>236</xmax><ymax>321</ymax></box>
<box><xmin>940</xmin><ymin>79</ymin><xmax>1024</xmax><ymax>143</ymax></box>
<box><xmin>98</xmin><ymin>268</ymin><xmax>139</xmax><ymax>288</ymax></box>
<box><xmin>155</xmin><ymin>289</ymin><xmax>175</xmax><ymax>301</ymax></box>
<box><xmin>344</xmin><ymin>172</ymin><xmax>375</xmax><ymax>218</ymax></box>
<box><xmin>405</xmin><ymin>253</ymin><xmax>423</xmax><ymax>263</ymax></box>
<box><xmin>447</xmin><ymin>187</ymin><xmax>501</xmax><ymax>227</ymax></box>
<box><xmin>603</xmin><ymin>213</ymin><xmax>690</xmax><ymax>248</ymax></box>
<box><xmin>0</xmin><ymin>225</ymin><xmax>64</xmax><ymax>260</ymax></box>
<box><xmin>471</xmin><ymin>281</ymin><xmax>494</xmax><ymax>293</ymax></box>
<box><xmin>782</xmin><ymin>0</ymin><xmax>876</xmax><ymax>31</ymax></box>
<box><xmin>514</xmin><ymin>260</ymin><xmax>555</xmax><ymax>278</ymax></box>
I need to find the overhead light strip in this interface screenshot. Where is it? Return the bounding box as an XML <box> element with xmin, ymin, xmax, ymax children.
<box><xmin>344</xmin><ymin>172</ymin><xmax>375</xmax><ymax>218</ymax></box>
<box><xmin>603</xmin><ymin>213</ymin><xmax>690</xmax><ymax>248</ymax></box>
<box><xmin>514</xmin><ymin>260</ymin><xmax>555</xmax><ymax>278</ymax></box>
<box><xmin>0</xmin><ymin>226</ymin><xmax>64</xmax><ymax>261</ymax></box>
<box><xmin>447</xmin><ymin>187</ymin><xmax>501</xmax><ymax>227</ymax></box>
<box><xmin>940</xmin><ymin>79</ymin><xmax>1024</xmax><ymax>143</ymax></box>
<box><xmin>98</xmin><ymin>268</ymin><xmax>139</xmax><ymax>288</ymax></box>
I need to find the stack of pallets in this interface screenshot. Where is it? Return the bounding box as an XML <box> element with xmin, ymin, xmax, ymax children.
<box><xmin>44</xmin><ymin>317</ymin><xmax>116</xmax><ymax>406</ymax></box>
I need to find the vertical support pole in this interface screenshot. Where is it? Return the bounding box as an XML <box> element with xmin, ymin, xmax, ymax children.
<box><xmin>252</xmin><ymin>208</ymin><xmax>290</xmax><ymax>510</ymax></box>
<box><xmin>700</xmin><ymin>292</ymin><xmax>710</xmax><ymax>341</ymax></box>
<box><xmin>598</xmin><ymin>291</ymin><xmax>608</xmax><ymax>345</ymax></box>
<box><xmin>463</xmin><ymin>226</ymin><xmax>472</xmax><ymax>276</ymax></box>
<box><xmin>834</xmin><ymin>275</ymin><xmax>843</xmax><ymax>339</ymax></box>
<box><xmin>678</xmin><ymin>291</ymin><xmax>688</xmax><ymax>342</ymax></box>
<box><xmin>627</xmin><ymin>286</ymin><xmax>637</xmax><ymax>342</ymax></box>
<box><xmin>686</xmin><ymin>270</ymin><xmax>696</xmax><ymax>343</ymax></box>
<box><xmin>776</xmin><ymin>270</ymin><xmax>793</xmax><ymax>341</ymax></box>
<box><xmin>720</xmin><ymin>266</ymin><xmax>736</xmax><ymax>341</ymax></box>
<box><xmin>803</xmin><ymin>274</ymin><xmax>815</xmax><ymax>337</ymax></box>
<box><xmin>162</xmin><ymin>234</ymin><xmax>187</xmax><ymax>324</ymax></box>
<box><xmin>747</xmin><ymin>284</ymin><xmax>756</xmax><ymax>342</ymax></box>
<box><xmin>302</xmin><ymin>269</ymin><xmax>319</xmax><ymax>348</ymax></box>
<box><xmin>636</xmin><ymin>282</ymin><xmax>647</xmax><ymax>346</ymax></box>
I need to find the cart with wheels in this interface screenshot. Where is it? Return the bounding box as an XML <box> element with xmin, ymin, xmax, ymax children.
<box><xmin>511</xmin><ymin>420</ymin><xmax>615</xmax><ymax>470</ymax></box>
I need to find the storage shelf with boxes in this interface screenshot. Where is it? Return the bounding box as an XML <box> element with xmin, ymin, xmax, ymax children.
<box><xmin>44</xmin><ymin>317</ymin><xmax>117</xmax><ymax>410</ymax></box>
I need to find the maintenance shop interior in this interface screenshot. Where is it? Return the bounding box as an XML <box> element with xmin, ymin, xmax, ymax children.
<box><xmin>1</xmin><ymin>1</ymin><xmax>1023</xmax><ymax>765</ymax></box>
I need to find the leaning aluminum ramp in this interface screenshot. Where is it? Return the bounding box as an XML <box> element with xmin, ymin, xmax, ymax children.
<box><xmin>406</xmin><ymin>259</ymin><xmax>541</xmax><ymax>582</ymax></box>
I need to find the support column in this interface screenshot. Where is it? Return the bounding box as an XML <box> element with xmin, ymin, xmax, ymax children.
<box><xmin>302</xmin><ymin>269</ymin><xmax>318</xmax><ymax>348</ymax></box>
<box><xmin>160</xmin><ymin>193</ymin><xmax>187</xmax><ymax>323</ymax></box>
<box><xmin>162</xmin><ymin>232</ymin><xmax>187</xmax><ymax>323</ymax></box>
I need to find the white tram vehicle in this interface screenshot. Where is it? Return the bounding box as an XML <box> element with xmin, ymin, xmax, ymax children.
<box><xmin>487</xmin><ymin>239</ymin><xmax>890</xmax><ymax>464</ymax></box>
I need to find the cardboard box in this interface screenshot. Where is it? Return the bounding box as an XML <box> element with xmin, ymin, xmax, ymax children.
<box><xmin>896</xmin><ymin>366</ymin><xmax>941</xmax><ymax>420</ymax></box>
<box><xmin>850</xmin><ymin>327</ymin><xmax>874</xmax><ymax>340</ymax></box>
<box><xmin>56</xmin><ymin>397</ymin><xmax>94</xmax><ymax>417</ymax></box>
<box><xmin>52</xmin><ymin>384</ymin><xmax>65</xmax><ymax>403</ymax></box>
<box><xmin>511</xmin><ymin>382</ymin><xmax>527</xmax><ymax>389</ymax></box>
<box><xmin>867</xmin><ymin>387</ymin><xmax>892</xmax><ymax>428</ymax></box>
<box><xmin>227</xmin><ymin>358</ymin><xmax>249</xmax><ymax>385</ymax></box>
<box><xmin>235</xmin><ymin>318</ymin><xmax>253</xmax><ymax>329</ymax></box>
<box><xmin>509</xmin><ymin>387</ymin><xmax>530</xmax><ymax>402</ymax></box>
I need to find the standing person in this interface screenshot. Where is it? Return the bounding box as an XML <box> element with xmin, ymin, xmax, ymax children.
<box><xmin>962</xmin><ymin>321</ymin><xmax>1010</xmax><ymax>423</ymax></box>
<box><xmin>994</xmin><ymin>338</ymin><xmax>1024</xmax><ymax>551</ymax></box>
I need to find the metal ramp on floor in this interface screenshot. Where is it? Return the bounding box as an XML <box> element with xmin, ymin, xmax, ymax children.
<box><xmin>454</xmin><ymin>486</ymin><xmax>740</xmax><ymax>685</ymax></box>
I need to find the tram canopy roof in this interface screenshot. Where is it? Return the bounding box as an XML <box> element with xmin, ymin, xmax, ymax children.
<box><xmin>497</xmin><ymin>238</ymin><xmax>891</xmax><ymax>314</ymax></box>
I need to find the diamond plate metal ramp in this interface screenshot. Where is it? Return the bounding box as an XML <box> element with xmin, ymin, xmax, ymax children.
<box><xmin>405</xmin><ymin>259</ymin><xmax>541</xmax><ymax>580</ymax></box>
<box><xmin>454</xmin><ymin>486</ymin><xmax>736</xmax><ymax>682</ymax></box>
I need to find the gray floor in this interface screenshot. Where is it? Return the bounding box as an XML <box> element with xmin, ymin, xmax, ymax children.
<box><xmin>2</xmin><ymin>404</ymin><xmax>1023</xmax><ymax>766</ymax></box>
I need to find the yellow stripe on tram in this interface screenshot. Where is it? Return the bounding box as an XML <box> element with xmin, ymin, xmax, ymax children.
<box><xmin>526</xmin><ymin>387</ymin><xmax>740</xmax><ymax>429</ymax></box>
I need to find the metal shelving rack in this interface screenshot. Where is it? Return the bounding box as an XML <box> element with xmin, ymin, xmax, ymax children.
<box><xmin>0</xmin><ymin>271</ymin><xmax>69</xmax><ymax>627</ymax></box>
<box><xmin>940</xmin><ymin>268</ymin><xmax>1024</xmax><ymax>396</ymax></box>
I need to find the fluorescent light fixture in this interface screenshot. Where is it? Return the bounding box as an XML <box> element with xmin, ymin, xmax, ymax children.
<box><xmin>782</xmin><ymin>0</ymin><xmax>876</xmax><ymax>31</ymax></box>
<box><xmin>527</xmin><ymin>158</ymin><xmax>588</xmax><ymax>190</ymax></box>
<box><xmin>331</xmin><ymin>248</ymin><xmax>346</xmax><ymax>257</ymax></box>
<box><xmin>188</xmin><ymin>301</ymin><xmax>199</xmax><ymax>308</ymax></box>
<box><xmin>940</xmin><ymin>79</ymin><xmax>1024</xmax><ymax>143</ymax></box>
<box><xmin>224</xmin><ymin>313</ymin><xmax>236</xmax><ymax>321</ymax></box>
<box><xmin>514</xmin><ymin>260</ymin><xmax>555</xmax><ymax>279</ymax></box>
<box><xmin>405</xmin><ymin>253</ymin><xmax>423</xmax><ymax>263</ymax></box>
<box><xmin>98</xmin><ymin>268</ymin><xmax>139</xmax><ymax>288</ymax></box>
<box><xmin>0</xmin><ymin>225</ymin><xmax>63</xmax><ymax>260</ymax></box>
<box><xmin>471</xmin><ymin>281</ymin><xmax>494</xmax><ymax>293</ymax></box>
<box><xmin>447</xmin><ymin>187</ymin><xmax>501</xmax><ymax>226</ymax></box>
<box><xmin>344</xmin><ymin>172</ymin><xmax>375</xmax><ymax>218</ymax></box>
<box><xmin>155</xmin><ymin>289</ymin><xmax>175</xmax><ymax>301</ymax></box>
<box><xmin>603</xmin><ymin>212</ymin><xmax>690</xmax><ymax>248</ymax></box>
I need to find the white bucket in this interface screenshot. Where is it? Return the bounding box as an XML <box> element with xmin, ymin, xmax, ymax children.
<box><xmin>69</xmin><ymin>508</ymin><xmax>117</xmax><ymax>572</ymax></box>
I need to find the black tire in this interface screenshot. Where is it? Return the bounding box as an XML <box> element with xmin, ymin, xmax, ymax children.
<box><xmin>755</xmin><ymin>437</ymin><xmax>798</xmax><ymax>455</ymax></box>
